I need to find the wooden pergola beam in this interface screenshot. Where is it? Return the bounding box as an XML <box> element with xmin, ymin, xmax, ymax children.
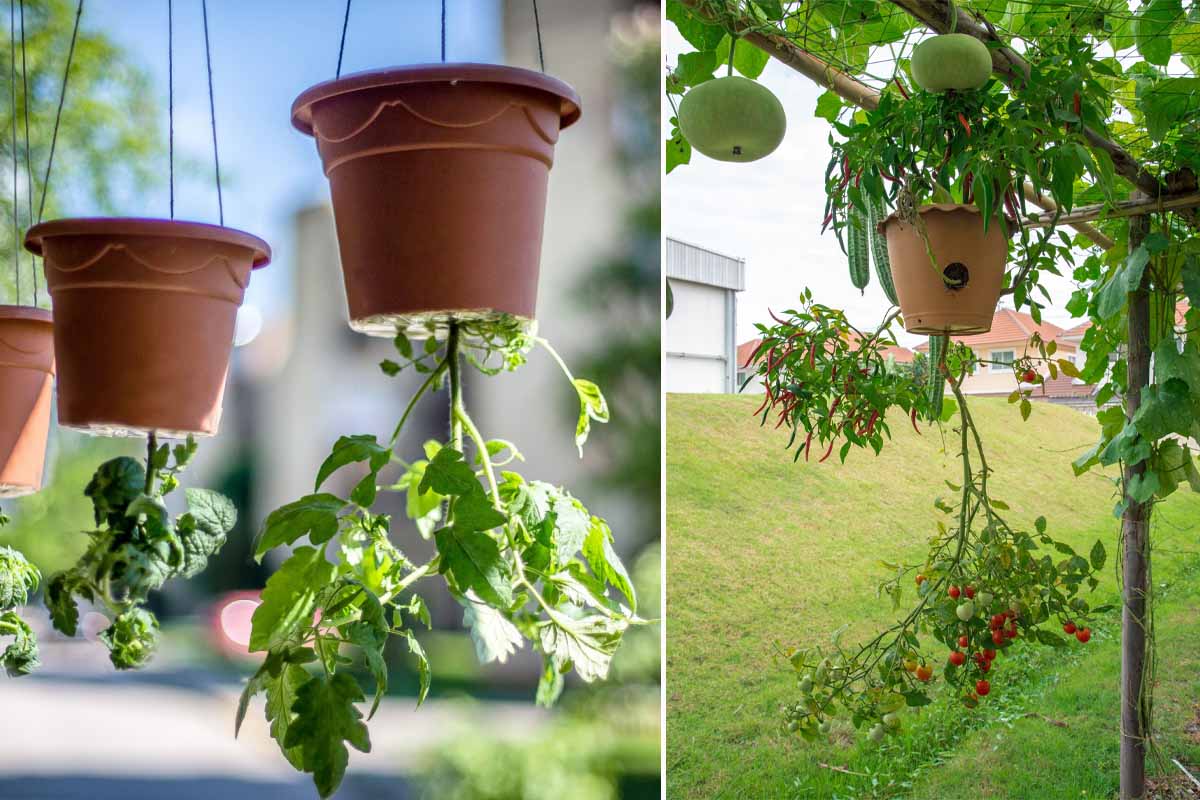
<box><xmin>1022</xmin><ymin>190</ymin><xmax>1200</xmax><ymax>231</ymax></box>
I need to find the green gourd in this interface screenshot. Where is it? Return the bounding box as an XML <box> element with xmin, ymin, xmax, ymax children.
<box><xmin>847</xmin><ymin>206</ymin><xmax>870</xmax><ymax>294</ymax></box>
<box><xmin>677</xmin><ymin>76</ymin><xmax>787</xmax><ymax>163</ymax></box>
<box><xmin>868</xmin><ymin>199</ymin><xmax>898</xmax><ymax>305</ymax></box>
<box><xmin>910</xmin><ymin>34</ymin><xmax>993</xmax><ymax>93</ymax></box>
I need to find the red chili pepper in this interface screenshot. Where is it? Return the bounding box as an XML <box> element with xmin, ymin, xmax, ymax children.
<box><xmin>842</xmin><ymin>156</ymin><xmax>850</xmax><ymax>180</ymax></box>
<box><xmin>803</xmin><ymin>429</ymin><xmax>815</xmax><ymax>461</ymax></box>
<box><xmin>765</xmin><ymin>346</ymin><xmax>777</xmax><ymax>373</ymax></box>
<box><xmin>910</xmin><ymin>407</ymin><xmax>921</xmax><ymax>434</ymax></box>
<box><xmin>742</xmin><ymin>340</ymin><xmax>767</xmax><ymax>369</ymax></box>
<box><xmin>821</xmin><ymin>208</ymin><xmax>835</xmax><ymax>230</ymax></box>
<box><xmin>958</xmin><ymin>113</ymin><xmax>971</xmax><ymax>137</ymax></box>
<box><xmin>754</xmin><ymin>392</ymin><xmax>771</xmax><ymax>416</ymax></box>
<box><xmin>808</xmin><ymin>343</ymin><xmax>816</xmax><ymax>369</ymax></box>
<box><xmin>963</xmin><ymin>172</ymin><xmax>974</xmax><ymax>204</ymax></box>
<box><xmin>1072</xmin><ymin>92</ymin><xmax>1081</xmax><ymax>116</ymax></box>
<box><xmin>818</xmin><ymin>437</ymin><xmax>837</xmax><ymax>463</ymax></box>
<box><xmin>865</xmin><ymin>410</ymin><xmax>880</xmax><ymax>435</ymax></box>
<box><xmin>829</xmin><ymin>395</ymin><xmax>842</xmax><ymax>417</ymax></box>
<box><xmin>894</xmin><ymin>76</ymin><xmax>910</xmax><ymax>100</ymax></box>
<box><xmin>769</xmin><ymin>308</ymin><xmax>789</xmax><ymax>325</ymax></box>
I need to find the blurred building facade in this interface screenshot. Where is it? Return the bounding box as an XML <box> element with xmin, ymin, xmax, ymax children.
<box><xmin>665</xmin><ymin>237</ymin><xmax>744</xmax><ymax>393</ymax></box>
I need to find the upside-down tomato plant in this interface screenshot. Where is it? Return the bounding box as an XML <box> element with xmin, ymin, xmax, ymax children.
<box><xmin>237</xmin><ymin>316</ymin><xmax>639</xmax><ymax>799</ymax></box>
<box><xmin>43</xmin><ymin>437</ymin><xmax>237</xmax><ymax>669</ymax></box>
<box><xmin>0</xmin><ymin>510</ymin><xmax>40</xmax><ymax>677</ymax></box>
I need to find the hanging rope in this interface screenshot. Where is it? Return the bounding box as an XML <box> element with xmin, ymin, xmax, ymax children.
<box><xmin>532</xmin><ymin>0</ymin><xmax>544</xmax><ymax>72</ymax></box>
<box><xmin>440</xmin><ymin>0</ymin><xmax>446</xmax><ymax>62</ymax></box>
<box><xmin>38</xmin><ymin>0</ymin><xmax>83</xmax><ymax>225</ymax></box>
<box><xmin>200</xmin><ymin>0</ymin><xmax>223</xmax><ymax>226</ymax></box>
<box><xmin>167</xmin><ymin>0</ymin><xmax>173</xmax><ymax>218</ymax></box>
<box><xmin>18</xmin><ymin>0</ymin><xmax>35</xmax><ymax>305</ymax></box>
<box><xmin>335</xmin><ymin>0</ymin><xmax>351</xmax><ymax>78</ymax></box>
<box><xmin>9</xmin><ymin>0</ymin><xmax>19</xmax><ymax>303</ymax></box>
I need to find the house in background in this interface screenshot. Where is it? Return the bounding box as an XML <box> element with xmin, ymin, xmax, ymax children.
<box><xmin>665</xmin><ymin>237</ymin><xmax>744</xmax><ymax>393</ymax></box>
<box><xmin>736</xmin><ymin>334</ymin><xmax>915</xmax><ymax>394</ymax></box>
<box><xmin>913</xmin><ymin>307</ymin><xmax>1101</xmax><ymax>410</ymax></box>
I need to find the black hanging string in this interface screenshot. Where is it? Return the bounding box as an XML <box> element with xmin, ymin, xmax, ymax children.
<box><xmin>18</xmin><ymin>0</ymin><xmax>36</xmax><ymax>306</ymax></box>
<box><xmin>440</xmin><ymin>0</ymin><xmax>446</xmax><ymax>62</ymax></box>
<box><xmin>532</xmin><ymin>0</ymin><xmax>544</xmax><ymax>72</ymax></box>
<box><xmin>9</xmin><ymin>0</ymin><xmax>19</xmax><ymax>303</ymax></box>
<box><xmin>167</xmin><ymin>0</ymin><xmax>173</xmax><ymax>218</ymax></box>
<box><xmin>200</xmin><ymin>0</ymin><xmax>223</xmax><ymax>226</ymax></box>
<box><xmin>335</xmin><ymin>0</ymin><xmax>352</xmax><ymax>78</ymax></box>
<box><xmin>38</xmin><ymin>0</ymin><xmax>84</xmax><ymax>225</ymax></box>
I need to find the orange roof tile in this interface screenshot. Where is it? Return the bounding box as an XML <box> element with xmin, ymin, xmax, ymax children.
<box><xmin>737</xmin><ymin>334</ymin><xmax>915</xmax><ymax>365</ymax></box>
<box><xmin>914</xmin><ymin>309</ymin><xmax>1072</xmax><ymax>352</ymax></box>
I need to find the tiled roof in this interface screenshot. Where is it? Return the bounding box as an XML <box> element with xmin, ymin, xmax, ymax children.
<box><xmin>736</xmin><ymin>334</ymin><xmax>915</xmax><ymax>366</ymax></box>
<box><xmin>914</xmin><ymin>309</ymin><xmax>1072</xmax><ymax>352</ymax></box>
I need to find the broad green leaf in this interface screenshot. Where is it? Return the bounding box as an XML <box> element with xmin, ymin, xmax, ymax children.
<box><xmin>265</xmin><ymin>658</ymin><xmax>311</xmax><ymax>770</ymax></box>
<box><xmin>452</xmin><ymin>491</ymin><xmax>508</xmax><ymax>533</ymax></box>
<box><xmin>463</xmin><ymin>591</ymin><xmax>524</xmax><ymax>665</ymax></box>
<box><xmin>539</xmin><ymin>610</ymin><xmax>629</xmax><ymax>683</ymax></box>
<box><xmin>418</xmin><ymin>447</ymin><xmax>479</xmax><ymax>497</ymax></box>
<box><xmin>1124</xmin><ymin>244</ymin><xmax>1150</xmax><ymax>292</ymax></box>
<box><xmin>1132</xmin><ymin>378</ymin><xmax>1194</xmax><ymax>440</ymax></box>
<box><xmin>186</xmin><ymin>488</ymin><xmax>237</xmax><ymax>536</ymax></box>
<box><xmin>315</xmin><ymin>435</ymin><xmax>391</xmax><ymax>493</ymax></box>
<box><xmin>583</xmin><ymin>519</ymin><xmax>637</xmax><ymax>610</ymax></box>
<box><xmin>255</xmin><ymin>494</ymin><xmax>345</xmax><ymax>558</ymax></box>
<box><xmin>284</xmin><ymin>672</ymin><xmax>371</xmax><ymax>799</ymax></box>
<box><xmin>666</xmin><ymin>0</ymin><xmax>726</xmax><ymax>50</ymax></box>
<box><xmin>1090</xmin><ymin>540</ymin><xmax>1107</xmax><ymax>571</ymax></box>
<box><xmin>1134</xmin><ymin>0</ymin><xmax>1183</xmax><ymax>65</ymax></box>
<box><xmin>249</xmin><ymin>548</ymin><xmax>334</xmax><ymax>652</ymax></box>
<box><xmin>814</xmin><ymin>90</ymin><xmax>843</xmax><ymax>123</ymax></box>
<box><xmin>435</xmin><ymin>527</ymin><xmax>513</xmax><ymax>608</ymax></box>
<box><xmin>674</xmin><ymin>50</ymin><xmax>718</xmax><ymax>86</ymax></box>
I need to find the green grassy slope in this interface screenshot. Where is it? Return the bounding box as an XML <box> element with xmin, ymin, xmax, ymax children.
<box><xmin>666</xmin><ymin>393</ymin><xmax>1200</xmax><ymax>799</ymax></box>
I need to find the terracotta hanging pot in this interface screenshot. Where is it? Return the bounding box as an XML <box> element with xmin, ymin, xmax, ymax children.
<box><xmin>0</xmin><ymin>306</ymin><xmax>54</xmax><ymax>497</ymax></box>
<box><xmin>291</xmin><ymin>63</ymin><xmax>581</xmax><ymax>337</ymax></box>
<box><xmin>879</xmin><ymin>204</ymin><xmax>1009</xmax><ymax>335</ymax></box>
<box><xmin>24</xmin><ymin>218</ymin><xmax>270</xmax><ymax>438</ymax></box>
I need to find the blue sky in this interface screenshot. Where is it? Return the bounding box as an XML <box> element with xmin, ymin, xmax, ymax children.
<box><xmin>85</xmin><ymin>0</ymin><xmax>501</xmax><ymax>322</ymax></box>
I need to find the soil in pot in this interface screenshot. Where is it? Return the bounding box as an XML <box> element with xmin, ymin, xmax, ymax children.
<box><xmin>0</xmin><ymin>306</ymin><xmax>55</xmax><ymax>497</ymax></box>
<box><xmin>25</xmin><ymin>218</ymin><xmax>270</xmax><ymax>438</ymax></box>
<box><xmin>880</xmin><ymin>204</ymin><xmax>1009</xmax><ymax>335</ymax></box>
<box><xmin>291</xmin><ymin>63</ymin><xmax>580</xmax><ymax>339</ymax></box>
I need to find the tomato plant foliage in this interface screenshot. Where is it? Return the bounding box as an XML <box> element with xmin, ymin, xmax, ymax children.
<box><xmin>237</xmin><ymin>317</ymin><xmax>640</xmax><ymax>798</ymax></box>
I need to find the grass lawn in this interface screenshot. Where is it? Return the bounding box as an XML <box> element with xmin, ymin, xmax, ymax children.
<box><xmin>666</xmin><ymin>393</ymin><xmax>1200</xmax><ymax>799</ymax></box>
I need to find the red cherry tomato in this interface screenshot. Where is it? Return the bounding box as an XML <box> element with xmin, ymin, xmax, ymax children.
<box><xmin>1063</xmin><ymin>621</ymin><xmax>1076</xmax><ymax>634</ymax></box>
<box><xmin>983</xmin><ymin>648</ymin><xmax>996</xmax><ymax>661</ymax></box>
<box><xmin>949</xmin><ymin>651</ymin><xmax>966</xmax><ymax>667</ymax></box>
<box><xmin>1076</xmin><ymin>628</ymin><xmax>1091</xmax><ymax>643</ymax></box>
<box><xmin>916</xmin><ymin>664</ymin><xmax>933</xmax><ymax>681</ymax></box>
<box><xmin>948</xmin><ymin>586</ymin><xmax>961</xmax><ymax>599</ymax></box>
<box><xmin>979</xmin><ymin>659</ymin><xmax>991</xmax><ymax>672</ymax></box>
<box><xmin>976</xmin><ymin>680</ymin><xmax>990</xmax><ymax>696</ymax></box>
<box><xmin>958</xmin><ymin>635</ymin><xmax>969</xmax><ymax>648</ymax></box>
<box><xmin>964</xmin><ymin>586</ymin><xmax>975</xmax><ymax>599</ymax></box>
<box><xmin>990</xmin><ymin>614</ymin><xmax>1006</xmax><ymax>629</ymax></box>
<box><xmin>992</xmin><ymin>629</ymin><xmax>1005</xmax><ymax>645</ymax></box>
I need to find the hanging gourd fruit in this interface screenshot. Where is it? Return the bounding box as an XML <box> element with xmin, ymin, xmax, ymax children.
<box><xmin>291</xmin><ymin>64</ymin><xmax>580</xmax><ymax>338</ymax></box>
<box><xmin>926</xmin><ymin>333</ymin><xmax>947</xmax><ymax>418</ymax></box>
<box><xmin>867</xmin><ymin>199</ymin><xmax>898</xmax><ymax>306</ymax></box>
<box><xmin>678</xmin><ymin>75</ymin><xmax>786</xmax><ymax>163</ymax></box>
<box><xmin>878</xmin><ymin>204</ymin><xmax>1009</xmax><ymax>335</ymax></box>
<box><xmin>909</xmin><ymin>33</ymin><xmax>993</xmax><ymax>93</ymax></box>
<box><xmin>846</xmin><ymin>206</ymin><xmax>871</xmax><ymax>293</ymax></box>
<box><xmin>25</xmin><ymin>220</ymin><xmax>269</xmax><ymax>437</ymax></box>
<box><xmin>0</xmin><ymin>307</ymin><xmax>54</xmax><ymax>497</ymax></box>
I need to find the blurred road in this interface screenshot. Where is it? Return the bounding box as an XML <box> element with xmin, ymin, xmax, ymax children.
<box><xmin>0</xmin><ymin>642</ymin><xmax>547</xmax><ymax>800</ymax></box>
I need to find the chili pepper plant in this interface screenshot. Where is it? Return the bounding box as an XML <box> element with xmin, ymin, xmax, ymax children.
<box><xmin>237</xmin><ymin>316</ymin><xmax>639</xmax><ymax>799</ymax></box>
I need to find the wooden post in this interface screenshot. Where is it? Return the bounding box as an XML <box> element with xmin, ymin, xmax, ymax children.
<box><xmin>1120</xmin><ymin>211</ymin><xmax>1151</xmax><ymax>800</ymax></box>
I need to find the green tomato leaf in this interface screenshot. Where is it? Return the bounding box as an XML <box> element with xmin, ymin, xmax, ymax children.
<box><xmin>435</xmin><ymin>526</ymin><xmax>513</xmax><ymax>608</ymax></box>
<box><xmin>249</xmin><ymin>547</ymin><xmax>335</xmax><ymax>652</ymax></box>
<box><xmin>418</xmin><ymin>447</ymin><xmax>479</xmax><ymax>497</ymax></box>
<box><xmin>573</xmin><ymin>378</ymin><xmax>610</xmax><ymax>456</ymax></box>
<box><xmin>583</xmin><ymin>518</ymin><xmax>637</xmax><ymax>611</ymax></box>
<box><xmin>255</xmin><ymin>494</ymin><xmax>346</xmax><ymax>559</ymax></box>
<box><xmin>283</xmin><ymin>671</ymin><xmax>371</xmax><ymax>799</ymax></box>
<box><xmin>315</xmin><ymin>435</ymin><xmax>392</xmax><ymax>493</ymax></box>
<box><xmin>462</xmin><ymin>590</ymin><xmax>524</xmax><ymax>665</ymax></box>
<box><xmin>539</xmin><ymin>610</ymin><xmax>628</xmax><ymax>684</ymax></box>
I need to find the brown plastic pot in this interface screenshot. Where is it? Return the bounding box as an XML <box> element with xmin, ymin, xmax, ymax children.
<box><xmin>880</xmin><ymin>204</ymin><xmax>1010</xmax><ymax>335</ymax></box>
<box><xmin>24</xmin><ymin>218</ymin><xmax>270</xmax><ymax>438</ymax></box>
<box><xmin>0</xmin><ymin>306</ymin><xmax>54</xmax><ymax>497</ymax></box>
<box><xmin>291</xmin><ymin>63</ymin><xmax>581</xmax><ymax>336</ymax></box>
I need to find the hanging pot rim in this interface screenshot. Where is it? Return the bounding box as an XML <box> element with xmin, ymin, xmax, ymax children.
<box><xmin>290</xmin><ymin>62</ymin><xmax>582</xmax><ymax>137</ymax></box>
<box><xmin>877</xmin><ymin>203</ymin><xmax>1016</xmax><ymax>238</ymax></box>
<box><xmin>24</xmin><ymin>217</ymin><xmax>272</xmax><ymax>270</ymax></box>
<box><xmin>0</xmin><ymin>304</ymin><xmax>52</xmax><ymax>325</ymax></box>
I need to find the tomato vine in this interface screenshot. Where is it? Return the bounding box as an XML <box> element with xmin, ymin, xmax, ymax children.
<box><xmin>237</xmin><ymin>316</ymin><xmax>641</xmax><ymax>798</ymax></box>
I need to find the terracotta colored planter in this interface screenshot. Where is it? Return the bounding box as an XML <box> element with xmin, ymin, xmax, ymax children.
<box><xmin>291</xmin><ymin>63</ymin><xmax>581</xmax><ymax>336</ymax></box>
<box><xmin>0</xmin><ymin>306</ymin><xmax>54</xmax><ymax>497</ymax></box>
<box><xmin>24</xmin><ymin>218</ymin><xmax>270</xmax><ymax>438</ymax></box>
<box><xmin>880</xmin><ymin>204</ymin><xmax>1009</xmax><ymax>335</ymax></box>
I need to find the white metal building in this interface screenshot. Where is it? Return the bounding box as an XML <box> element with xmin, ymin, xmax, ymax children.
<box><xmin>665</xmin><ymin>237</ymin><xmax>745</xmax><ymax>393</ymax></box>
